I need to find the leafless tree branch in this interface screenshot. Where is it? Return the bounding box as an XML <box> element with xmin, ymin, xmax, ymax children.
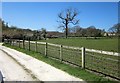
<box><xmin>57</xmin><ymin>8</ymin><xmax>79</xmax><ymax>38</ymax></box>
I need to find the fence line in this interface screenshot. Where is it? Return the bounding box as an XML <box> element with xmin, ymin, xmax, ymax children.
<box><xmin>23</xmin><ymin>40</ymin><xmax>119</xmax><ymax>56</ymax></box>
<box><xmin>4</xmin><ymin>39</ymin><xmax>120</xmax><ymax>56</ymax></box>
<box><xmin>4</xmin><ymin>39</ymin><xmax>120</xmax><ymax>80</ymax></box>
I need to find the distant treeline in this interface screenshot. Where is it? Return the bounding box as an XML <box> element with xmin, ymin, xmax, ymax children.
<box><xmin>1</xmin><ymin>19</ymin><xmax>119</xmax><ymax>41</ymax></box>
<box><xmin>67</xmin><ymin>26</ymin><xmax>105</xmax><ymax>37</ymax></box>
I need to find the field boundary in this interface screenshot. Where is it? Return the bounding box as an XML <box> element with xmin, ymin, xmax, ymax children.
<box><xmin>4</xmin><ymin>39</ymin><xmax>120</xmax><ymax>80</ymax></box>
<box><xmin>7</xmin><ymin>39</ymin><xmax>119</xmax><ymax>56</ymax></box>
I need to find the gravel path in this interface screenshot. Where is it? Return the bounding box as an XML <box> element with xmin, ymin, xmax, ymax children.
<box><xmin>0</xmin><ymin>50</ymin><xmax>37</xmax><ymax>81</ymax></box>
<box><xmin>0</xmin><ymin>44</ymin><xmax>84</xmax><ymax>81</ymax></box>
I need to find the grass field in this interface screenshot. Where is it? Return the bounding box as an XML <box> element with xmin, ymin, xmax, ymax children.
<box><xmin>39</xmin><ymin>38</ymin><xmax>118</xmax><ymax>52</ymax></box>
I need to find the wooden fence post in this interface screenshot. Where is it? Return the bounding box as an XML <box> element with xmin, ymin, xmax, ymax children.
<box><xmin>13</xmin><ymin>39</ymin><xmax>14</xmax><ymax>46</ymax></box>
<box><xmin>35</xmin><ymin>40</ymin><xmax>37</xmax><ymax>52</ymax></box>
<box><xmin>82</xmin><ymin>47</ymin><xmax>85</xmax><ymax>69</ymax></box>
<box><xmin>8</xmin><ymin>38</ymin><xmax>9</xmax><ymax>44</ymax></box>
<box><xmin>29</xmin><ymin>38</ymin><xmax>30</xmax><ymax>51</ymax></box>
<box><xmin>60</xmin><ymin>45</ymin><xmax>62</xmax><ymax>62</ymax></box>
<box><xmin>10</xmin><ymin>38</ymin><xmax>12</xmax><ymax>45</ymax></box>
<box><xmin>19</xmin><ymin>39</ymin><xmax>20</xmax><ymax>48</ymax></box>
<box><xmin>9</xmin><ymin>38</ymin><xmax>12</xmax><ymax>45</ymax></box>
<box><xmin>6</xmin><ymin>38</ymin><xmax>8</xmax><ymax>44</ymax></box>
<box><xmin>23</xmin><ymin>37</ymin><xmax>25</xmax><ymax>49</ymax></box>
<box><xmin>10</xmin><ymin>39</ymin><xmax>12</xmax><ymax>45</ymax></box>
<box><xmin>45</xmin><ymin>43</ymin><xmax>47</xmax><ymax>57</ymax></box>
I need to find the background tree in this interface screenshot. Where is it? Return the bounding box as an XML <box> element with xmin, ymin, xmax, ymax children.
<box><xmin>41</xmin><ymin>28</ymin><xmax>47</xmax><ymax>40</ymax></box>
<box><xmin>33</xmin><ymin>30</ymin><xmax>41</xmax><ymax>40</ymax></box>
<box><xmin>58</xmin><ymin>8</ymin><xmax>79</xmax><ymax>38</ymax></box>
<box><xmin>108</xmin><ymin>23</ymin><xmax>120</xmax><ymax>36</ymax></box>
<box><xmin>2</xmin><ymin>19</ymin><xmax>34</xmax><ymax>40</ymax></box>
<box><xmin>86</xmin><ymin>26</ymin><xmax>102</xmax><ymax>37</ymax></box>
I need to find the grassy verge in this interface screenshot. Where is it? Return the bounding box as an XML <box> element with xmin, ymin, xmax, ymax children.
<box><xmin>3</xmin><ymin>44</ymin><xmax>118</xmax><ymax>83</ymax></box>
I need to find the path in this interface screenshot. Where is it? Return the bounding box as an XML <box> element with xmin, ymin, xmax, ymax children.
<box><xmin>0</xmin><ymin>44</ymin><xmax>84</xmax><ymax>81</ymax></box>
<box><xmin>0</xmin><ymin>49</ymin><xmax>37</xmax><ymax>81</ymax></box>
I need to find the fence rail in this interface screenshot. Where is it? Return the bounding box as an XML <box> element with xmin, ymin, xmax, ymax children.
<box><xmin>4</xmin><ymin>39</ymin><xmax>120</xmax><ymax>80</ymax></box>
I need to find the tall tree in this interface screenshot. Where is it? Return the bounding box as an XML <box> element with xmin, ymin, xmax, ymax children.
<box><xmin>58</xmin><ymin>8</ymin><xmax>79</xmax><ymax>38</ymax></box>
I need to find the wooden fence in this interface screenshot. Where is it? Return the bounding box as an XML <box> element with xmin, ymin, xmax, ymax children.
<box><xmin>4</xmin><ymin>39</ymin><xmax>120</xmax><ymax>80</ymax></box>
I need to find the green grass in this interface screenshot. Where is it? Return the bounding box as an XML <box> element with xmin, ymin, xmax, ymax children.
<box><xmin>12</xmin><ymin>41</ymin><xmax>120</xmax><ymax>80</ymax></box>
<box><xmin>3</xmin><ymin>43</ymin><xmax>119</xmax><ymax>83</ymax></box>
<box><xmin>39</xmin><ymin>38</ymin><xmax>118</xmax><ymax>52</ymax></box>
<box><xmin>85</xmin><ymin>51</ymin><xmax>119</xmax><ymax>79</ymax></box>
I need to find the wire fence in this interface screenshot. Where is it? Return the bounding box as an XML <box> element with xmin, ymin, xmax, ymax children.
<box><xmin>4</xmin><ymin>39</ymin><xmax>120</xmax><ymax>80</ymax></box>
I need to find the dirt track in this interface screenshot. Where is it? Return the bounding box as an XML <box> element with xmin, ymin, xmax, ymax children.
<box><xmin>0</xmin><ymin>44</ymin><xmax>84</xmax><ymax>81</ymax></box>
<box><xmin>0</xmin><ymin>50</ymin><xmax>37</xmax><ymax>81</ymax></box>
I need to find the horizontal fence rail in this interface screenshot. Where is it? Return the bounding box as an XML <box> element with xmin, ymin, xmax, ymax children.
<box><xmin>86</xmin><ymin>48</ymin><xmax>119</xmax><ymax>56</ymax></box>
<box><xmin>4</xmin><ymin>39</ymin><xmax>120</xmax><ymax>80</ymax></box>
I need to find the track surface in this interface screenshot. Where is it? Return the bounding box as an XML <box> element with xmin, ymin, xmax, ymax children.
<box><xmin>0</xmin><ymin>44</ymin><xmax>84</xmax><ymax>81</ymax></box>
<box><xmin>0</xmin><ymin>50</ymin><xmax>37</xmax><ymax>81</ymax></box>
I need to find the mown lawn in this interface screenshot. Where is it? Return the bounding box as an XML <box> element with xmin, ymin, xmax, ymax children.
<box><xmin>39</xmin><ymin>38</ymin><xmax>118</xmax><ymax>52</ymax></box>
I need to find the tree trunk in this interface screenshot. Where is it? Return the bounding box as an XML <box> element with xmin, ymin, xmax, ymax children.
<box><xmin>65</xmin><ymin>20</ymin><xmax>68</xmax><ymax>38</ymax></box>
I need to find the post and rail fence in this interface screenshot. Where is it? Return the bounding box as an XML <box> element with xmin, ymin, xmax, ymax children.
<box><xmin>3</xmin><ymin>38</ymin><xmax>120</xmax><ymax>80</ymax></box>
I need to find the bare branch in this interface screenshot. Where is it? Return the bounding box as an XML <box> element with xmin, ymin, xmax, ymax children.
<box><xmin>58</xmin><ymin>24</ymin><xmax>65</xmax><ymax>32</ymax></box>
<box><xmin>57</xmin><ymin>20</ymin><xmax>66</xmax><ymax>24</ymax></box>
<box><xmin>62</xmin><ymin>21</ymin><xmax>66</xmax><ymax>24</ymax></box>
<box><xmin>69</xmin><ymin>10</ymin><xmax>78</xmax><ymax>21</ymax></box>
<box><xmin>70</xmin><ymin>19</ymin><xmax>79</xmax><ymax>25</ymax></box>
<box><xmin>58</xmin><ymin>12</ymin><xmax>65</xmax><ymax>20</ymax></box>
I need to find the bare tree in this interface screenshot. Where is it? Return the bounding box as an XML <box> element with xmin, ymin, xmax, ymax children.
<box><xmin>108</xmin><ymin>23</ymin><xmax>120</xmax><ymax>37</ymax></box>
<box><xmin>108</xmin><ymin>23</ymin><xmax>120</xmax><ymax>33</ymax></box>
<box><xmin>58</xmin><ymin>8</ymin><xmax>79</xmax><ymax>38</ymax></box>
